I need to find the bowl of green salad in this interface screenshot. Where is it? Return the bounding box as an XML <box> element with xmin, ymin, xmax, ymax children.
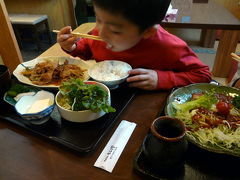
<box><xmin>55</xmin><ymin>78</ymin><xmax>116</xmax><ymax>123</ymax></box>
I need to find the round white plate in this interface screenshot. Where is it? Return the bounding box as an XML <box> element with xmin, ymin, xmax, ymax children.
<box><xmin>13</xmin><ymin>56</ymin><xmax>90</xmax><ymax>88</ymax></box>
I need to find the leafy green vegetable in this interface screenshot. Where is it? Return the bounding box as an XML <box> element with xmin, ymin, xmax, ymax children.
<box><xmin>232</xmin><ymin>95</ymin><xmax>240</xmax><ymax>109</ymax></box>
<box><xmin>59</xmin><ymin>78</ymin><xmax>116</xmax><ymax>113</ymax></box>
<box><xmin>173</xmin><ymin>93</ymin><xmax>218</xmax><ymax>113</ymax></box>
<box><xmin>7</xmin><ymin>84</ymin><xmax>36</xmax><ymax>97</ymax></box>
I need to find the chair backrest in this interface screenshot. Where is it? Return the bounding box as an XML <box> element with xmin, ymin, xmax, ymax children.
<box><xmin>9</xmin><ymin>14</ymin><xmax>48</xmax><ymax>25</ymax></box>
<box><xmin>74</xmin><ymin>0</ymin><xmax>89</xmax><ymax>26</ymax></box>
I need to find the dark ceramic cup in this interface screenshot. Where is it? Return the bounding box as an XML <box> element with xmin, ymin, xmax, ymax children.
<box><xmin>0</xmin><ymin>65</ymin><xmax>11</xmax><ymax>99</ymax></box>
<box><xmin>142</xmin><ymin>116</ymin><xmax>188</xmax><ymax>172</ymax></box>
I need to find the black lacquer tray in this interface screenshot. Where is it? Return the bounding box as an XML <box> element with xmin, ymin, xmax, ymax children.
<box><xmin>0</xmin><ymin>80</ymin><xmax>136</xmax><ymax>153</ymax></box>
<box><xmin>134</xmin><ymin>141</ymin><xmax>240</xmax><ymax>180</ymax></box>
<box><xmin>133</xmin><ymin>86</ymin><xmax>240</xmax><ymax>180</ymax></box>
<box><xmin>134</xmin><ymin>144</ymin><xmax>185</xmax><ymax>180</ymax></box>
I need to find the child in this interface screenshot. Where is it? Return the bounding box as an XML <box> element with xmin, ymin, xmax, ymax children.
<box><xmin>57</xmin><ymin>0</ymin><xmax>212</xmax><ymax>90</ymax></box>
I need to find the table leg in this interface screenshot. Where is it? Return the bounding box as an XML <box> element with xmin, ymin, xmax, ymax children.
<box><xmin>212</xmin><ymin>30</ymin><xmax>240</xmax><ymax>78</ymax></box>
<box><xmin>12</xmin><ymin>26</ymin><xmax>23</xmax><ymax>49</ymax></box>
<box><xmin>44</xmin><ymin>19</ymin><xmax>52</xmax><ymax>44</ymax></box>
<box><xmin>200</xmin><ymin>29</ymin><xmax>216</xmax><ymax>48</ymax></box>
<box><xmin>32</xmin><ymin>24</ymin><xmax>42</xmax><ymax>52</ymax></box>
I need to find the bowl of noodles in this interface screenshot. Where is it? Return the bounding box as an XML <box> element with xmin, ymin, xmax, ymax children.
<box><xmin>55</xmin><ymin>79</ymin><xmax>116</xmax><ymax>123</ymax></box>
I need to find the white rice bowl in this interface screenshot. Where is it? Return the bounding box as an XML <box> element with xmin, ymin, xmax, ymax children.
<box><xmin>88</xmin><ymin>60</ymin><xmax>132</xmax><ymax>89</ymax></box>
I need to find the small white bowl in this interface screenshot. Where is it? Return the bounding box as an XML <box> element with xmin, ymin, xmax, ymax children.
<box><xmin>15</xmin><ymin>90</ymin><xmax>55</xmax><ymax>125</ymax></box>
<box><xmin>55</xmin><ymin>81</ymin><xmax>111</xmax><ymax>123</ymax></box>
<box><xmin>88</xmin><ymin>60</ymin><xmax>132</xmax><ymax>89</ymax></box>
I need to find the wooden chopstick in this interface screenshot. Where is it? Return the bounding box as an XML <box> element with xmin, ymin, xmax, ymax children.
<box><xmin>231</xmin><ymin>53</ymin><xmax>240</xmax><ymax>63</ymax></box>
<box><xmin>53</xmin><ymin>30</ymin><xmax>103</xmax><ymax>41</ymax></box>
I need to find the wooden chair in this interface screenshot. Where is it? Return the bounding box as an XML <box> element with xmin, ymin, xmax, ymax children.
<box><xmin>9</xmin><ymin>14</ymin><xmax>52</xmax><ymax>51</ymax></box>
<box><xmin>74</xmin><ymin>0</ymin><xmax>95</xmax><ymax>26</ymax></box>
<box><xmin>0</xmin><ymin>1</ymin><xmax>23</xmax><ymax>73</ymax></box>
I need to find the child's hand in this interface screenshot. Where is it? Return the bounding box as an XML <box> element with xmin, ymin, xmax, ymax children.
<box><xmin>126</xmin><ymin>68</ymin><xmax>158</xmax><ymax>90</ymax></box>
<box><xmin>57</xmin><ymin>26</ymin><xmax>77</xmax><ymax>52</ymax></box>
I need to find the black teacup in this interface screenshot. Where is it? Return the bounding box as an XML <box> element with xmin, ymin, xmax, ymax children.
<box><xmin>142</xmin><ymin>116</ymin><xmax>188</xmax><ymax>172</ymax></box>
<box><xmin>0</xmin><ymin>65</ymin><xmax>11</xmax><ymax>99</ymax></box>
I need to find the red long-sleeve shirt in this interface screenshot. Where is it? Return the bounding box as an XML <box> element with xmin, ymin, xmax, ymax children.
<box><xmin>68</xmin><ymin>26</ymin><xmax>212</xmax><ymax>90</ymax></box>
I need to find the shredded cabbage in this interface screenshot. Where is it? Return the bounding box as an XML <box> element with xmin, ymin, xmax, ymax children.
<box><xmin>174</xmin><ymin>93</ymin><xmax>240</xmax><ymax>152</ymax></box>
<box><xmin>187</xmin><ymin>125</ymin><xmax>240</xmax><ymax>150</ymax></box>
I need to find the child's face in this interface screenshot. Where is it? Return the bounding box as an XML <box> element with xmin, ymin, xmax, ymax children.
<box><xmin>94</xmin><ymin>5</ymin><xmax>144</xmax><ymax>52</ymax></box>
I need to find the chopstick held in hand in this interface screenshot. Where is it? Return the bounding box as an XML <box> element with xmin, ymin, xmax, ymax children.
<box><xmin>231</xmin><ymin>53</ymin><xmax>240</xmax><ymax>63</ymax></box>
<box><xmin>53</xmin><ymin>30</ymin><xmax>103</xmax><ymax>41</ymax></box>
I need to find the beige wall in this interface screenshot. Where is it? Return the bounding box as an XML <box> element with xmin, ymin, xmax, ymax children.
<box><xmin>4</xmin><ymin>0</ymin><xmax>77</xmax><ymax>30</ymax></box>
<box><xmin>3</xmin><ymin>0</ymin><xmax>239</xmax><ymax>31</ymax></box>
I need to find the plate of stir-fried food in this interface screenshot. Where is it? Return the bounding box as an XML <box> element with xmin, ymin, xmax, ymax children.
<box><xmin>165</xmin><ymin>83</ymin><xmax>240</xmax><ymax>157</ymax></box>
<box><xmin>13</xmin><ymin>56</ymin><xmax>90</xmax><ymax>88</ymax></box>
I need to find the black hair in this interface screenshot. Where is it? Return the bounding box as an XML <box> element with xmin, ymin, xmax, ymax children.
<box><xmin>92</xmin><ymin>0</ymin><xmax>171</xmax><ymax>32</ymax></box>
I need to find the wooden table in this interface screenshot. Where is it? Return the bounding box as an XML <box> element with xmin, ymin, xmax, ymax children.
<box><xmin>0</xmin><ymin>90</ymin><xmax>170</xmax><ymax>180</ymax></box>
<box><xmin>1</xmin><ymin>23</ymin><xmax>240</xmax><ymax>180</ymax></box>
<box><xmin>2</xmin><ymin>88</ymin><xmax>240</xmax><ymax>180</ymax></box>
<box><xmin>0</xmin><ymin>22</ymin><xmax>170</xmax><ymax>179</ymax></box>
<box><xmin>161</xmin><ymin>0</ymin><xmax>240</xmax><ymax>79</ymax></box>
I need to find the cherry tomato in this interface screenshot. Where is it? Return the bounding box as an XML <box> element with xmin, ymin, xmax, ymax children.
<box><xmin>85</xmin><ymin>82</ymin><xmax>96</xmax><ymax>85</ymax></box>
<box><xmin>216</xmin><ymin>101</ymin><xmax>230</xmax><ymax>116</ymax></box>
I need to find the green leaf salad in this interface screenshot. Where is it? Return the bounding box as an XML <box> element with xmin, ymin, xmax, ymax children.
<box><xmin>7</xmin><ymin>84</ymin><xmax>37</xmax><ymax>97</ymax></box>
<box><xmin>57</xmin><ymin>79</ymin><xmax>116</xmax><ymax>113</ymax></box>
<box><xmin>173</xmin><ymin>92</ymin><xmax>240</xmax><ymax>154</ymax></box>
<box><xmin>233</xmin><ymin>95</ymin><xmax>240</xmax><ymax>109</ymax></box>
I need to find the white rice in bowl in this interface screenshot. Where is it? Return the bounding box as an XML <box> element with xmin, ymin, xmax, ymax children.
<box><xmin>89</xmin><ymin>61</ymin><xmax>132</xmax><ymax>81</ymax></box>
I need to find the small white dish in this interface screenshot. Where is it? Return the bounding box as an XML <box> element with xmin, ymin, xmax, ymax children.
<box><xmin>15</xmin><ymin>90</ymin><xmax>55</xmax><ymax>124</ymax></box>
